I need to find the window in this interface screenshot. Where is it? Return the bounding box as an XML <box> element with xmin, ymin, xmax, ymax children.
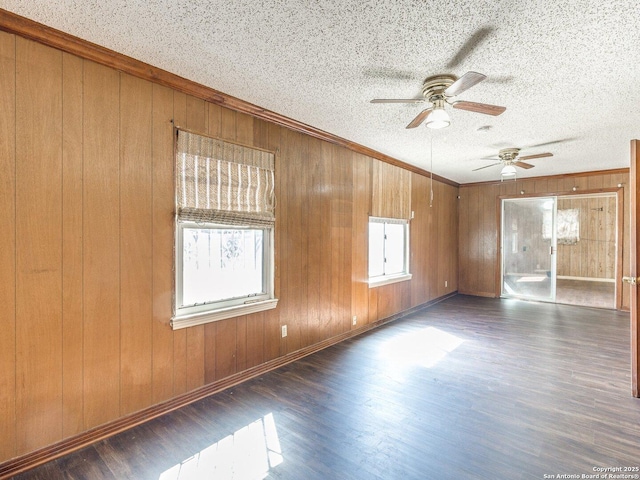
<box><xmin>172</xmin><ymin>130</ymin><xmax>277</xmax><ymax>329</ymax></box>
<box><xmin>368</xmin><ymin>217</ymin><xmax>411</xmax><ymax>287</ymax></box>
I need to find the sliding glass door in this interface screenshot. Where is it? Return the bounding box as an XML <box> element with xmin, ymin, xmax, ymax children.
<box><xmin>501</xmin><ymin>197</ymin><xmax>557</xmax><ymax>302</ymax></box>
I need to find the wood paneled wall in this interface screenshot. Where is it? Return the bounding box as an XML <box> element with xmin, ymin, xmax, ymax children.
<box><xmin>0</xmin><ymin>32</ymin><xmax>458</xmax><ymax>463</ymax></box>
<box><xmin>557</xmin><ymin>195</ymin><xmax>616</xmax><ymax>279</ymax></box>
<box><xmin>458</xmin><ymin>173</ymin><xmax>629</xmax><ymax>308</ymax></box>
<box><xmin>371</xmin><ymin>160</ymin><xmax>412</xmax><ymax>219</ymax></box>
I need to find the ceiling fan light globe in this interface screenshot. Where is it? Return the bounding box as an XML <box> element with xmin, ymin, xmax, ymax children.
<box><xmin>425</xmin><ymin>108</ymin><xmax>450</xmax><ymax>129</ymax></box>
<box><xmin>501</xmin><ymin>164</ymin><xmax>517</xmax><ymax>176</ymax></box>
<box><xmin>501</xmin><ymin>164</ymin><xmax>517</xmax><ymax>181</ymax></box>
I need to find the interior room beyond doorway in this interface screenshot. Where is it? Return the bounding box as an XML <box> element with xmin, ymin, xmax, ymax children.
<box><xmin>555</xmin><ymin>193</ymin><xmax>617</xmax><ymax>309</ymax></box>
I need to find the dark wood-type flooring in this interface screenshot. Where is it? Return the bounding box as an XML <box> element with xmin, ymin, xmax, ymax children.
<box><xmin>14</xmin><ymin>295</ymin><xmax>640</xmax><ymax>479</ymax></box>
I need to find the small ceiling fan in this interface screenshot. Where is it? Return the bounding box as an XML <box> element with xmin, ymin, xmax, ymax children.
<box><xmin>370</xmin><ymin>71</ymin><xmax>506</xmax><ymax>129</ymax></box>
<box><xmin>473</xmin><ymin>147</ymin><xmax>553</xmax><ymax>178</ymax></box>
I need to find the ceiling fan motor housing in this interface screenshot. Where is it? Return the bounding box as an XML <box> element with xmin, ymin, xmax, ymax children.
<box><xmin>499</xmin><ymin>148</ymin><xmax>521</xmax><ymax>162</ymax></box>
<box><xmin>422</xmin><ymin>75</ymin><xmax>456</xmax><ymax>102</ymax></box>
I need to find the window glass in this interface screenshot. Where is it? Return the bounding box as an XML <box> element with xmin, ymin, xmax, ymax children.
<box><xmin>384</xmin><ymin>223</ymin><xmax>406</xmax><ymax>275</ymax></box>
<box><xmin>181</xmin><ymin>227</ymin><xmax>265</xmax><ymax>307</ymax></box>
<box><xmin>368</xmin><ymin>222</ymin><xmax>385</xmax><ymax>278</ymax></box>
<box><xmin>368</xmin><ymin>218</ymin><xmax>409</xmax><ymax>280</ymax></box>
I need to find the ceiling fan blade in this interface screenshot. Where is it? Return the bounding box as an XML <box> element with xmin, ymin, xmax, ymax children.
<box><xmin>370</xmin><ymin>98</ymin><xmax>425</xmax><ymax>104</ymax></box>
<box><xmin>472</xmin><ymin>162</ymin><xmax>502</xmax><ymax>171</ymax></box>
<box><xmin>452</xmin><ymin>100</ymin><xmax>506</xmax><ymax>116</ymax></box>
<box><xmin>446</xmin><ymin>27</ymin><xmax>494</xmax><ymax>69</ymax></box>
<box><xmin>406</xmin><ymin>108</ymin><xmax>433</xmax><ymax>129</ymax></box>
<box><xmin>516</xmin><ymin>162</ymin><xmax>535</xmax><ymax>169</ymax></box>
<box><xmin>444</xmin><ymin>71</ymin><xmax>486</xmax><ymax>97</ymax></box>
<box><xmin>518</xmin><ymin>152</ymin><xmax>553</xmax><ymax>161</ymax></box>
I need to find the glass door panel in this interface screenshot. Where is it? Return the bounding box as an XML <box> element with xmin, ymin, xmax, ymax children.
<box><xmin>502</xmin><ymin>197</ymin><xmax>557</xmax><ymax>302</ymax></box>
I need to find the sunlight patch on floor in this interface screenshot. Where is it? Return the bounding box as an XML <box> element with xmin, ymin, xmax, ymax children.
<box><xmin>380</xmin><ymin>326</ymin><xmax>465</xmax><ymax>368</ymax></box>
<box><xmin>159</xmin><ymin>413</ymin><xmax>283</xmax><ymax>480</ymax></box>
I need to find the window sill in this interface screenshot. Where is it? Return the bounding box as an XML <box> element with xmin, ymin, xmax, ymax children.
<box><xmin>171</xmin><ymin>298</ymin><xmax>278</xmax><ymax>330</ymax></box>
<box><xmin>368</xmin><ymin>273</ymin><xmax>412</xmax><ymax>289</ymax></box>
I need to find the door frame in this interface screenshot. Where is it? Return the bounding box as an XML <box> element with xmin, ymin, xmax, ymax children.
<box><xmin>496</xmin><ymin>187</ymin><xmax>624</xmax><ymax>310</ymax></box>
<box><xmin>629</xmin><ymin>139</ymin><xmax>639</xmax><ymax>397</ymax></box>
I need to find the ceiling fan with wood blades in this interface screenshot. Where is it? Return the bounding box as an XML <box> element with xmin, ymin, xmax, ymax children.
<box><xmin>473</xmin><ymin>147</ymin><xmax>553</xmax><ymax>179</ymax></box>
<box><xmin>371</xmin><ymin>71</ymin><xmax>506</xmax><ymax>129</ymax></box>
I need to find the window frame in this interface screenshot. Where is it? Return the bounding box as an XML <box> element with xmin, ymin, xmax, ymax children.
<box><xmin>171</xmin><ymin>220</ymin><xmax>277</xmax><ymax>329</ymax></box>
<box><xmin>367</xmin><ymin>216</ymin><xmax>412</xmax><ymax>288</ymax></box>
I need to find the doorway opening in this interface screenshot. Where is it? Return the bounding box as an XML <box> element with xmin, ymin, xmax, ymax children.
<box><xmin>500</xmin><ymin>192</ymin><xmax>618</xmax><ymax>309</ymax></box>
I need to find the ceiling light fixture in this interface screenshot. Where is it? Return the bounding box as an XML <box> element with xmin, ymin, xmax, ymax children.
<box><xmin>426</xmin><ymin>100</ymin><xmax>450</xmax><ymax>129</ymax></box>
<box><xmin>500</xmin><ymin>164</ymin><xmax>517</xmax><ymax>181</ymax></box>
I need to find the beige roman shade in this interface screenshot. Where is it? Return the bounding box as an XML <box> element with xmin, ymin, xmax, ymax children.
<box><xmin>176</xmin><ymin>129</ymin><xmax>275</xmax><ymax>227</ymax></box>
<box><xmin>371</xmin><ymin>161</ymin><xmax>412</xmax><ymax>220</ymax></box>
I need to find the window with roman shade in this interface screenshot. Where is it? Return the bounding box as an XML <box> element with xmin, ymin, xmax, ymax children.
<box><xmin>368</xmin><ymin>161</ymin><xmax>412</xmax><ymax>287</ymax></box>
<box><xmin>172</xmin><ymin>129</ymin><xmax>277</xmax><ymax>329</ymax></box>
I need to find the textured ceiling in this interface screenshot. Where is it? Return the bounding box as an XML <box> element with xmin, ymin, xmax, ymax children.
<box><xmin>4</xmin><ymin>0</ymin><xmax>640</xmax><ymax>183</ymax></box>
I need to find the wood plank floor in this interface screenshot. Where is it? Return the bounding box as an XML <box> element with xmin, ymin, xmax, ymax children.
<box><xmin>14</xmin><ymin>295</ymin><xmax>640</xmax><ymax>479</ymax></box>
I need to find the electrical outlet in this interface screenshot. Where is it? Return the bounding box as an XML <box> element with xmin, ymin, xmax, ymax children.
<box><xmin>352</xmin><ymin>315</ymin><xmax>357</xmax><ymax>326</ymax></box>
<box><xmin>445</xmin><ymin>280</ymin><xmax>448</xmax><ymax>288</ymax></box>
<box><xmin>281</xmin><ymin>325</ymin><xmax>287</xmax><ymax>338</ymax></box>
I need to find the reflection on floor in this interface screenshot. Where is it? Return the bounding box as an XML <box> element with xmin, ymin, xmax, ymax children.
<box><xmin>504</xmin><ymin>275</ymin><xmax>615</xmax><ymax>309</ymax></box>
<box><xmin>556</xmin><ymin>278</ymin><xmax>615</xmax><ymax>309</ymax></box>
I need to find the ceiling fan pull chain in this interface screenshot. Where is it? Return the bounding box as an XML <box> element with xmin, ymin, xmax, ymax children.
<box><xmin>430</xmin><ymin>131</ymin><xmax>434</xmax><ymax>208</ymax></box>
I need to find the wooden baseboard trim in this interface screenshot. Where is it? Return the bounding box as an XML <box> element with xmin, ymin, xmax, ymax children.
<box><xmin>457</xmin><ymin>290</ymin><xmax>497</xmax><ymax>298</ymax></box>
<box><xmin>0</xmin><ymin>292</ymin><xmax>457</xmax><ymax>479</ymax></box>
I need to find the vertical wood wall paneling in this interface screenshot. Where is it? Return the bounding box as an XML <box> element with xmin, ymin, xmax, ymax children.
<box><xmin>82</xmin><ymin>60</ymin><xmax>121</xmax><ymax>429</ymax></box>
<box><xmin>482</xmin><ymin>185</ymin><xmax>497</xmax><ymax>293</ymax></box>
<box><xmin>171</xmin><ymin>91</ymin><xmax>188</xmax><ymax>395</ymax></box>
<box><xmin>214</xmin><ymin>106</ymin><xmax>239</xmax><ymax>380</ymax></box>
<box><xmin>202</xmin><ymin>103</ymin><xmax>222</xmax><ymax>384</ymax></box>
<box><xmin>427</xmin><ymin>181</ymin><xmax>439</xmax><ymax>301</ymax></box>
<box><xmin>410</xmin><ymin>173</ymin><xmax>429</xmax><ymax>306</ymax></box>
<box><xmin>458</xmin><ymin>181</ymin><xmax>469</xmax><ymax>296</ymax></box>
<box><xmin>61</xmin><ymin>51</ymin><xmax>84</xmax><ymax>437</ymax></box>
<box><xmin>262</xmin><ymin>122</ymin><xmax>282</xmax><ymax>362</ymax></box>
<box><xmin>469</xmin><ymin>186</ymin><xmax>483</xmax><ymax>294</ymax></box>
<box><xmin>151</xmin><ymin>83</ymin><xmax>176</xmax><ymax>404</ymax></box>
<box><xmin>0</xmin><ymin>31</ymin><xmax>17</xmax><ymax>460</ymax></box>
<box><xmin>441</xmin><ymin>183</ymin><xmax>458</xmax><ymax>295</ymax></box>
<box><xmin>331</xmin><ymin>143</ymin><xmax>353</xmax><ymax>338</ymax></box>
<box><xmin>119</xmin><ymin>73</ymin><xmax>153</xmax><ymax>415</ymax></box>
<box><xmin>183</xmin><ymin>95</ymin><xmax>207</xmax><ymax>390</ymax></box>
<box><xmin>307</xmin><ymin>136</ymin><xmax>324</xmax><ymax>344</ymax></box>
<box><xmin>317</xmin><ymin>140</ymin><xmax>335</xmax><ymax>335</ymax></box>
<box><xmin>371</xmin><ymin>161</ymin><xmax>412</xmax><ymax>220</ymax></box>
<box><xmin>234</xmin><ymin>111</ymin><xmax>255</xmax><ymax>372</ymax></box>
<box><xmin>352</xmin><ymin>153</ymin><xmax>371</xmax><ymax>326</ymax></box>
<box><xmin>450</xmin><ymin>184</ymin><xmax>460</xmax><ymax>291</ymax></box>
<box><xmin>339</xmin><ymin>148</ymin><xmax>354</xmax><ymax>333</ymax></box>
<box><xmin>283</xmin><ymin>128</ymin><xmax>308</xmax><ymax>352</ymax></box>
<box><xmin>15</xmin><ymin>38</ymin><xmax>64</xmax><ymax>454</ymax></box>
<box><xmin>245</xmin><ymin>117</ymin><xmax>272</xmax><ymax>369</ymax></box>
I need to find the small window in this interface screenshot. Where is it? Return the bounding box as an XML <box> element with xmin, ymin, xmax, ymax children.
<box><xmin>172</xmin><ymin>129</ymin><xmax>277</xmax><ymax>329</ymax></box>
<box><xmin>368</xmin><ymin>217</ymin><xmax>411</xmax><ymax>287</ymax></box>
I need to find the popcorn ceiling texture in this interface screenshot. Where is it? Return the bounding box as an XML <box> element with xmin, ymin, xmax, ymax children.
<box><xmin>3</xmin><ymin>0</ymin><xmax>640</xmax><ymax>183</ymax></box>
